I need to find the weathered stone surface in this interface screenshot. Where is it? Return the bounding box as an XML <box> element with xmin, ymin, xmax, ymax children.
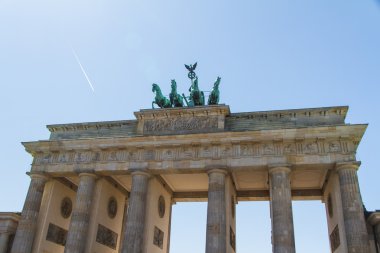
<box><xmin>11</xmin><ymin>174</ymin><xmax>48</xmax><ymax>253</ymax></box>
<box><xmin>375</xmin><ymin>224</ymin><xmax>380</xmax><ymax>251</ymax></box>
<box><xmin>121</xmin><ymin>172</ymin><xmax>150</xmax><ymax>253</ymax></box>
<box><xmin>46</xmin><ymin>106</ymin><xmax>347</xmax><ymax>140</ymax></box>
<box><xmin>0</xmin><ymin>233</ymin><xmax>9</xmax><ymax>253</ymax></box>
<box><xmin>206</xmin><ymin>169</ymin><xmax>227</xmax><ymax>253</ymax></box>
<box><xmin>337</xmin><ymin>163</ymin><xmax>370</xmax><ymax>253</ymax></box>
<box><xmin>64</xmin><ymin>173</ymin><xmax>97</xmax><ymax>253</ymax></box>
<box><xmin>269</xmin><ymin>167</ymin><xmax>295</xmax><ymax>253</ymax></box>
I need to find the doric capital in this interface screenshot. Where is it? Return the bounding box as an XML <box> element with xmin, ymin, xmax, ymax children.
<box><xmin>207</xmin><ymin>168</ymin><xmax>228</xmax><ymax>176</ymax></box>
<box><xmin>268</xmin><ymin>165</ymin><xmax>291</xmax><ymax>174</ymax></box>
<box><xmin>335</xmin><ymin>161</ymin><xmax>361</xmax><ymax>172</ymax></box>
<box><xmin>26</xmin><ymin>171</ymin><xmax>49</xmax><ymax>181</ymax></box>
<box><xmin>367</xmin><ymin>212</ymin><xmax>380</xmax><ymax>226</ymax></box>
<box><xmin>78</xmin><ymin>172</ymin><xmax>98</xmax><ymax>179</ymax></box>
<box><xmin>131</xmin><ymin>170</ymin><xmax>151</xmax><ymax>178</ymax></box>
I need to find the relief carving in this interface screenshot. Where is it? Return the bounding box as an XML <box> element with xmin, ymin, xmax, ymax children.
<box><xmin>107</xmin><ymin>151</ymin><xmax>118</xmax><ymax>161</ymax></box>
<box><xmin>143</xmin><ymin>150</ymin><xmax>155</xmax><ymax>160</ymax></box>
<box><xmin>143</xmin><ymin>116</ymin><xmax>218</xmax><ymax>134</ymax></box>
<box><xmin>199</xmin><ymin>146</ymin><xmax>213</xmax><ymax>158</ymax></box>
<box><xmin>283</xmin><ymin>143</ymin><xmax>296</xmax><ymax>154</ymax></box>
<box><xmin>329</xmin><ymin>141</ymin><xmax>341</xmax><ymax>152</ymax></box>
<box><xmin>59</xmin><ymin>153</ymin><xmax>68</xmax><ymax>163</ymax></box>
<box><xmin>304</xmin><ymin>142</ymin><xmax>318</xmax><ymax>154</ymax></box>
<box><xmin>263</xmin><ymin>144</ymin><xmax>274</xmax><ymax>155</ymax></box>
<box><xmin>61</xmin><ymin>197</ymin><xmax>72</xmax><ymax>219</ymax></box>
<box><xmin>220</xmin><ymin>146</ymin><xmax>232</xmax><ymax>157</ymax></box>
<box><xmin>46</xmin><ymin>223</ymin><xmax>68</xmax><ymax>246</ymax></box>
<box><xmin>240</xmin><ymin>145</ymin><xmax>253</xmax><ymax>156</ymax></box>
<box><xmin>96</xmin><ymin>224</ymin><xmax>118</xmax><ymax>250</ymax></box>
<box><xmin>230</xmin><ymin>226</ymin><xmax>236</xmax><ymax>251</ymax></box>
<box><xmin>162</xmin><ymin>149</ymin><xmax>175</xmax><ymax>160</ymax></box>
<box><xmin>33</xmin><ymin>138</ymin><xmax>348</xmax><ymax>167</ymax></box>
<box><xmin>153</xmin><ymin>226</ymin><xmax>164</xmax><ymax>249</ymax></box>
<box><xmin>180</xmin><ymin>147</ymin><xmax>194</xmax><ymax>159</ymax></box>
<box><xmin>330</xmin><ymin>225</ymin><xmax>340</xmax><ymax>252</ymax></box>
<box><xmin>108</xmin><ymin>197</ymin><xmax>118</xmax><ymax>219</ymax></box>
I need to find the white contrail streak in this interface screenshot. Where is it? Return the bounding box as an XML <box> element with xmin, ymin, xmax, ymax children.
<box><xmin>71</xmin><ymin>47</ymin><xmax>95</xmax><ymax>92</ymax></box>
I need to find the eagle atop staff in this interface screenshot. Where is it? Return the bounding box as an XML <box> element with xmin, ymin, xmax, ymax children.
<box><xmin>185</xmin><ymin>62</ymin><xmax>197</xmax><ymax>72</ymax></box>
<box><xmin>185</xmin><ymin>62</ymin><xmax>197</xmax><ymax>80</ymax></box>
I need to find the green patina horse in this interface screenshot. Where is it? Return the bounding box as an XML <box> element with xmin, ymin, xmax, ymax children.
<box><xmin>152</xmin><ymin>83</ymin><xmax>171</xmax><ymax>109</ymax></box>
<box><xmin>183</xmin><ymin>76</ymin><xmax>205</xmax><ymax>107</ymax></box>
<box><xmin>208</xmin><ymin>76</ymin><xmax>221</xmax><ymax>105</ymax></box>
<box><xmin>169</xmin><ymin>80</ymin><xmax>184</xmax><ymax>107</ymax></box>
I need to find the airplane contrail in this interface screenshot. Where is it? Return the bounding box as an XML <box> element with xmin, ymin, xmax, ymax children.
<box><xmin>71</xmin><ymin>47</ymin><xmax>95</xmax><ymax>92</ymax></box>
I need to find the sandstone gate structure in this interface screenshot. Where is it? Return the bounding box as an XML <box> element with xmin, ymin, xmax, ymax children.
<box><xmin>1</xmin><ymin>105</ymin><xmax>379</xmax><ymax>253</ymax></box>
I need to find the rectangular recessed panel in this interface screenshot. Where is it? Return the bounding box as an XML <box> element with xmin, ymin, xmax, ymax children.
<box><xmin>161</xmin><ymin>174</ymin><xmax>208</xmax><ymax>192</ymax></box>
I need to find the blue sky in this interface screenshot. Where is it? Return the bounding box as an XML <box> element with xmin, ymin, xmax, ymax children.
<box><xmin>1</xmin><ymin>1</ymin><xmax>379</xmax><ymax>252</ymax></box>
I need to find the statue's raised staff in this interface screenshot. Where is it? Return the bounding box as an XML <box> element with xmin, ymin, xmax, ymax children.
<box><xmin>152</xmin><ymin>83</ymin><xmax>171</xmax><ymax>109</ymax></box>
<box><xmin>183</xmin><ymin>62</ymin><xmax>205</xmax><ymax>106</ymax></box>
<box><xmin>208</xmin><ymin>76</ymin><xmax>221</xmax><ymax>105</ymax></box>
<box><xmin>169</xmin><ymin>80</ymin><xmax>184</xmax><ymax>107</ymax></box>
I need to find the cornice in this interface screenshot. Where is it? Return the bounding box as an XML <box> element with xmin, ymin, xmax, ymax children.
<box><xmin>22</xmin><ymin>124</ymin><xmax>367</xmax><ymax>155</ymax></box>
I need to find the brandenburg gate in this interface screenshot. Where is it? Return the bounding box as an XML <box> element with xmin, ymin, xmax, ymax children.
<box><xmin>2</xmin><ymin>104</ymin><xmax>378</xmax><ymax>253</ymax></box>
<box><xmin>1</xmin><ymin>64</ymin><xmax>379</xmax><ymax>253</ymax></box>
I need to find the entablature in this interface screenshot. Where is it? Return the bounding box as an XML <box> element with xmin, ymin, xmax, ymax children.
<box><xmin>24</xmin><ymin>124</ymin><xmax>366</xmax><ymax>175</ymax></box>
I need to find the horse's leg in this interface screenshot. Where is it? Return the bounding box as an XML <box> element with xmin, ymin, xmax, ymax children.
<box><xmin>152</xmin><ymin>101</ymin><xmax>155</xmax><ymax>109</ymax></box>
<box><xmin>201</xmin><ymin>91</ymin><xmax>205</xmax><ymax>105</ymax></box>
<box><xmin>182</xmin><ymin>94</ymin><xmax>189</xmax><ymax>107</ymax></box>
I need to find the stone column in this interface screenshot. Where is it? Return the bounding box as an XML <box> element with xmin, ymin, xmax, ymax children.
<box><xmin>269</xmin><ymin>166</ymin><xmax>296</xmax><ymax>253</ymax></box>
<box><xmin>206</xmin><ymin>169</ymin><xmax>227</xmax><ymax>253</ymax></box>
<box><xmin>336</xmin><ymin>162</ymin><xmax>370</xmax><ymax>253</ymax></box>
<box><xmin>375</xmin><ymin>223</ymin><xmax>380</xmax><ymax>251</ymax></box>
<box><xmin>64</xmin><ymin>173</ymin><xmax>97</xmax><ymax>253</ymax></box>
<box><xmin>121</xmin><ymin>171</ymin><xmax>150</xmax><ymax>253</ymax></box>
<box><xmin>0</xmin><ymin>233</ymin><xmax>9</xmax><ymax>253</ymax></box>
<box><xmin>11</xmin><ymin>173</ymin><xmax>48</xmax><ymax>253</ymax></box>
<box><xmin>118</xmin><ymin>197</ymin><xmax>129</xmax><ymax>253</ymax></box>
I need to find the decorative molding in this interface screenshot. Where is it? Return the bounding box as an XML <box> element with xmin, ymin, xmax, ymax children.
<box><xmin>32</xmin><ymin>138</ymin><xmax>357</xmax><ymax>166</ymax></box>
<box><xmin>143</xmin><ymin>116</ymin><xmax>219</xmax><ymax>135</ymax></box>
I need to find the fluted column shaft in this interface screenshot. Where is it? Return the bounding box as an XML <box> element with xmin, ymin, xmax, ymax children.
<box><xmin>118</xmin><ymin>197</ymin><xmax>129</xmax><ymax>253</ymax></box>
<box><xmin>337</xmin><ymin>163</ymin><xmax>369</xmax><ymax>253</ymax></box>
<box><xmin>122</xmin><ymin>171</ymin><xmax>150</xmax><ymax>253</ymax></box>
<box><xmin>11</xmin><ymin>173</ymin><xmax>48</xmax><ymax>253</ymax></box>
<box><xmin>0</xmin><ymin>233</ymin><xmax>9</xmax><ymax>253</ymax></box>
<box><xmin>65</xmin><ymin>173</ymin><xmax>97</xmax><ymax>253</ymax></box>
<box><xmin>206</xmin><ymin>169</ymin><xmax>227</xmax><ymax>253</ymax></box>
<box><xmin>269</xmin><ymin>167</ymin><xmax>296</xmax><ymax>253</ymax></box>
<box><xmin>375</xmin><ymin>223</ymin><xmax>380</xmax><ymax>251</ymax></box>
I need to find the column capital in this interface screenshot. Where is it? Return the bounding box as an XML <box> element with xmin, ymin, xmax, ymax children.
<box><xmin>335</xmin><ymin>161</ymin><xmax>361</xmax><ymax>172</ymax></box>
<box><xmin>367</xmin><ymin>212</ymin><xmax>380</xmax><ymax>226</ymax></box>
<box><xmin>207</xmin><ymin>168</ymin><xmax>228</xmax><ymax>175</ymax></box>
<box><xmin>268</xmin><ymin>165</ymin><xmax>291</xmax><ymax>174</ymax></box>
<box><xmin>131</xmin><ymin>170</ymin><xmax>151</xmax><ymax>178</ymax></box>
<box><xmin>26</xmin><ymin>171</ymin><xmax>49</xmax><ymax>181</ymax></box>
<box><xmin>78</xmin><ymin>172</ymin><xmax>98</xmax><ymax>179</ymax></box>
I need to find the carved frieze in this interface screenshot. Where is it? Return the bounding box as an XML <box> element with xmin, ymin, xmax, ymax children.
<box><xmin>304</xmin><ymin>142</ymin><xmax>318</xmax><ymax>154</ymax></box>
<box><xmin>32</xmin><ymin>138</ymin><xmax>357</xmax><ymax>167</ymax></box>
<box><xmin>329</xmin><ymin>141</ymin><xmax>341</xmax><ymax>153</ymax></box>
<box><xmin>143</xmin><ymin>116</ymin><xmax>219</xmax><ymax>135</ymax></box>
